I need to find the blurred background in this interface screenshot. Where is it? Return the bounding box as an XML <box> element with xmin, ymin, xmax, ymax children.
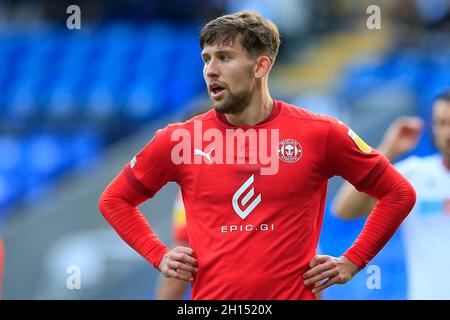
<box><xmin>0</xmin><ymin>0</ymin><xmax>449</xmax><ymax>299</ymax></box>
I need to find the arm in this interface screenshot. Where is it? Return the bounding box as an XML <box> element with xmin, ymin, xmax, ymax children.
<box><xmin>303</xmin><ymin>117</ymin><xmax>418</xmax><ymax>293</ymax></box>
<box><xmin>99</xmin><ymin>169</ymin><xmax>198</xmax><ymax>283</ymax></box>
<box><xmin>332</xmin><ymin>116</ymin><xmax>423</xmax><ymax>219</ymax></box>
<box><xmin>304</xmin><ymin>163</ymin><xmax>416</xmax><ymax>293</ymax></box>
<box><xmin>100</xmin><ymin>127</ymin><xmax>198</xmax><ymax>284</ymax></box>
<box><xmin>156</xmin><ymin>192</ymin><xmax>191</xmax><ymax>299</ymax></box>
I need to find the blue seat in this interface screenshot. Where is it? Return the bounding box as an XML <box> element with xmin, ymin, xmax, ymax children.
<box><xmin>23</xmin><ymin>134</ymin><xmax>66</xmax><ymax>181</ymax></box>
<box><xmin>0</xmin><ymin>172</ymin><xmax>16</xmax><ymax>214</ymax></box>
<box><xmin>70</xmin><ymin>129</ymin><xmax>103</xmax><ymax>170</ymax></box>
<box><xmin>0</xmin><ymin>136</ymin><xmax>22</xmax><ymax>175</ymax></box>
<box><xmin>121</xmin><ymin>79</ymin><xmax>164</xmax><ymax>122</ymax></box>
<box><xmin>83</xmin><ymin>84</ymin><xmax>119</xmax><ymax>121</ymax></box>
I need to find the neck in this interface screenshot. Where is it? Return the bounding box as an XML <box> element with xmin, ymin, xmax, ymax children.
<box><xmin>224</xmin><ymin>87</ymin><xmax>273</xmax><ymax>126</ymax></box>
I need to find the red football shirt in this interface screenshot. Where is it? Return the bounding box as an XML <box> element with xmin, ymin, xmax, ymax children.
<box><xmin>123</xmin><ymin>100</ymin><xmax>391</xmax><ymax>299</ymax></box>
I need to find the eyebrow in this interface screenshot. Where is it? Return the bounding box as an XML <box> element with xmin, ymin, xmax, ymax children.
<box><xmin>201</xmin><ymin>49</ymin><xmax>236</xmax><ymax>57</ymax></box>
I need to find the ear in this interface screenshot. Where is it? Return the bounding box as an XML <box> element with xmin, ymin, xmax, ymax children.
<box><xmin>254</xmin><ymin>56</ymin><xmax>272</xmax><ymax>79</ymax></box>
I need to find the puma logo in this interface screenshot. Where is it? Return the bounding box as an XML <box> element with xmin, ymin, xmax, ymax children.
<box><xmin>194</xmin><ymin>148</ymin><xmax>214</xmax><ymax>163</ymax></box>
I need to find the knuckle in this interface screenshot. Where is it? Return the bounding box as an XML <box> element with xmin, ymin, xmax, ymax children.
<box><xmin>168</xmin><ymin>252</ymin><xmax>176</xmax><ymax>260</ymax></box>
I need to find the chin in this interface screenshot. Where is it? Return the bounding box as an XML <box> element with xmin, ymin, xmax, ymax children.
<box><xmin>212</xmin><ymin>101</ymin><xmax>228</xmax><ymax>113</ymax></box>
<box><xmin>213</xmin><ymin>105</ymin><xmax>225</xmax><ymax>113</ymax></box>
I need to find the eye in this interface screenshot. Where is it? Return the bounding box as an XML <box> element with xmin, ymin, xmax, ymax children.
<box><xmin>202</xmin><ymin>56</ymin><xmax>210</xmax><ymax>64</ymax></box>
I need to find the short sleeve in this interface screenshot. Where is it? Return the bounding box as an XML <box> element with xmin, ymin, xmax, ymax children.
<box><xmin>324</xmin><ymin>118</ymin><xmax>390</xmax><ymax>191</ymax></box>
<box><xmin>124</xmin><ymin>126</ymin><xmax>179</xmax><ymax>198</ymax></box>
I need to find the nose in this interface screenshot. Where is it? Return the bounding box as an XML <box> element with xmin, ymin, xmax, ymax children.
<box><xmin>205</xmin><ymin>58</ymin><xmax>219</xmax><ymax>79</ymax></box>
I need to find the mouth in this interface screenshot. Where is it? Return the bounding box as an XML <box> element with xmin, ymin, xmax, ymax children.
<box><xmin>209</xmin><ymin>83</ymin><xmax>226</xmax><ymax>100</ymax></box>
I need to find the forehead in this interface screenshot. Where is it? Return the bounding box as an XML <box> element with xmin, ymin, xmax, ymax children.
<box><xmin>433</xmin><ymin>100</ymin><xmax>450</xmax><ymax>118</ymax></box>
<box><xmin>201</xmin><ymin>38</ymin><xmax>244</xmax><ymax>55</ymax></box>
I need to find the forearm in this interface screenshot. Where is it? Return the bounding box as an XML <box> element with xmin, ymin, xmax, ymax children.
<box><xmin>343</xmin><ymin>167</ymin><xmax>416</xmax><ymax>269</ymax></box>
<box><xmin>99</xmin><ymin>170</ymin><xmax>169</xmax><ymax>269</ymax></box>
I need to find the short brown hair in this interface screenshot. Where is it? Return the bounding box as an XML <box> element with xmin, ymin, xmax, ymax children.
<box><xmin>199</xmin><ymin>11</ymin><xmax>281</xmax><ymax>63</ymax></box>
<box><xmin>435</xmin><ymin>90</ymin><xmax>450</xmax><ymax>104</ymax></box>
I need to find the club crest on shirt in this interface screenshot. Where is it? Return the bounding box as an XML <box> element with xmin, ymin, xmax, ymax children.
<box><xmin>348</xmin><ymin>129</ymin><xmax>372</xmax><ymax>153</ymax></box>
<box><xmin>277</xmin><ymin>139</ymin><xmax>302</xmax><ymax>163</ymax></box>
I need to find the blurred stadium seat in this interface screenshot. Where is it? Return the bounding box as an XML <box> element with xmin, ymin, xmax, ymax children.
<box><xmin>0</xmin><ymin>22</ymin><xmax>204</xmax><ymax>215</ymax></box>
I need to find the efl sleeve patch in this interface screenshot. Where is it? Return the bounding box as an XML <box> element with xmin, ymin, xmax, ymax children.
<box><xmin>348</xmin><ymin>128</ymin><xmax>372</xmax><ymax>153</ymax></box>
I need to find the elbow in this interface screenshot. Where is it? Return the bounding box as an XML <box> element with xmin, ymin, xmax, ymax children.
<box><xmin>387</xmin><ymin>178</ymin><xmax>416</xmax><ymax>220</ymax></box>
<box><xmin>98</xmin><ymin>190</ymin><xmax>107</xmax><ymax>217</ymax></box>
<box><xmin>98</xmin><ymin>187</ymin><xmax>120</xmax><ymax>226</ymax></box>
<box><xmin>98</xmin><ymin>187</ymin><xmax>112</xmax><ymax>219</ymax></box>
<box><xmin>98</xmin><ymin>170</ymin><xmax>142</xmax><ymax>224</ymax></box>
<box><xmin>98</xmin><ymin>181</ymin><xmax>137</xmax><ymax>222</ymax></box>
<box><xmin>403</xmin><ymin>180</ymin><xmax>417</xmax><ymax>216</ymax></box>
